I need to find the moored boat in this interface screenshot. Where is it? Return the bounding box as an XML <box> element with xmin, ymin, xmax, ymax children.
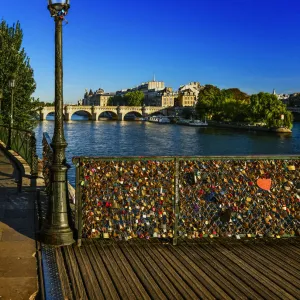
<box><xmin>148</xmin><ymin>116</ymin><xmax>170</xmax><ymax>124</ymax></box>
<box><xmin>189</xmin><ymin>120</ymin><xmax>208</xmax><ymax>127</ymax></box>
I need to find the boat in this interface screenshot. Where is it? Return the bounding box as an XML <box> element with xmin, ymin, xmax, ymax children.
<box><xmin>148</xmin><ymin>116</ymin><xmax>170</xmax><ymax>124</ymax></box>
<box><xmin>189</xmin><ymin>119</ymin><xmax>208</xmax><ymax>127</ymax></box>
<box><xmin>134</xmin><ymin>117</ymin><xmax>147</xmax><ymax>121</ymax></box>
<box><xmin>176</xmin><ymin>119</ymin><xmax>191</xmax><ymax>126</ymax></box>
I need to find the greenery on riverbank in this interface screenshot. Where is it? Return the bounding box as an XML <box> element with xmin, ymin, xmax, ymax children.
<box><xmin>0</xmin><ymin>20</ymin><xmax>40</xmax><ymax>130</ymax></box>
<box><xmin>196</xmin><ymin>85</ymin><xmax>293</xmax><ymax>129</ymax></box>
<box><xmin>108</xmin><ymin>90</ymin><xmax>144</xmax><ymax>106</ymax></box>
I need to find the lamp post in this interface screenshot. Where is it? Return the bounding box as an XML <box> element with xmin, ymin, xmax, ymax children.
<box><xmin>40</xmin><ymin>0</ymin><xmax>74</xmax><ymax>246</ymax></box>
<box><xmin>6</xmin><ymin>77</ymin><xmax>15</xmax><ymax>150</ymax></box>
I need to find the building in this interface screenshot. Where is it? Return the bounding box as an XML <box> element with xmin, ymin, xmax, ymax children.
<box><xmin>118</xmin><ymin>76</ymin><xmax>166</xmax><ymax>105</ymax></box>
<box><xmin>147</xmin><ymin>87</ymin><xmax>177</xmax><ymax>107</ymax></box>
<box><xmin>178</xmin><ymin>88</ymin><xmax>197</xmax><ymax>107</ymax></box>
<box><xmin>272</xmin><ymin>89</ymin><xmax>290</xmax><ymax>105</ymax></box>
<box><xmin>81</xmin><ymin>88</ymin><xmax>115</xmax><ymax>106</ymax></box>
<box><xmin>178</xmin><ymin>82</ymin><xmax>203</xmax><ymax>107</ymax></box>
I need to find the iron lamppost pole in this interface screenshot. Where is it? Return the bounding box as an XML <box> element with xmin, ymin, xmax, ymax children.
<box><xmin>40</xmin><ymin>0</ymin><xmax>74</xmax><ymax>246</ymax></box>
<box><xmin>6</xmin><ymin>77</ymin><xmax>15</xmax><ymax>150</ymax></box>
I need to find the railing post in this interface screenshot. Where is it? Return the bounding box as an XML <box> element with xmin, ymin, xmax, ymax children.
<box><xmin>30</xmin><ymin>133</ymin><xmax>38</xmax><ymax>177</ymax></box>
<box><xmin>173</xmin><ymin>158</ymin><xmax>179</xmax><ymax>246</ymax></box>
<box><xmin>73</xmin><ymin>158</ymin><xmax>82</xmax><ymax>247</ymax></box>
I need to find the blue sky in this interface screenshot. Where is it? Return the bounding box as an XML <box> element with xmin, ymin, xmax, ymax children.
<box><xmin>1</xmin><ymin>0</ymin><xmax>300</xmax><ymax>103</ymax></box>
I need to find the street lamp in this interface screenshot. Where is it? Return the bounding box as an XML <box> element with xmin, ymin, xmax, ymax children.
<box><xmin>6</xmin><ymin>77</ymin><xmax>15</xmax><ymax>150</ymax></box>
<box><xmin>40</xmin><ymin>0</ymin><xmax>74</xmax><ymax>246</ymax></box>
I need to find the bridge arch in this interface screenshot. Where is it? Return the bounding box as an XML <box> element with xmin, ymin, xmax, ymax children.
<box><xmin>67</xmin><ymin>110</ymin><xmax>93</xmax><ymax>121</ymax></box>
<box><xmin>123</xmin><ymin>111</ymin><xmax>143</xmax><ymax>120</ymax></box>
<box><xmin>97</xmin><ymin>111</ymin><xmax>118</xmax><ymax>121</ymax></box>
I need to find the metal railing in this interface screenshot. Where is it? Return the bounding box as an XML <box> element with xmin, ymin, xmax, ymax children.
<box><xmin>72</xmin><ymin>156</ymin><xmax>300</xmax><ymax>245</ymax></box>
<box><xmin>0</xmin><ymin>125</ymin><xmax>38</xmax><ymax>176</ymax></box>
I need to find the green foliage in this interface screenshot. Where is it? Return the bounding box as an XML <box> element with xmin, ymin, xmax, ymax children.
<box><xmin>181</xmin><ymin>107</ymin><xmax>194</xmax><ymax>119</ymax></box>
<box><xmin>124</xmin><ymin>90</ymin><xmax>144</xmax><ymax>106</ymax></box>
<box><xmin>196</xmin><ymin>85</ymin><xmax>221</xmax><ymax>119</ymax></box>
<box><xmin>222</xmin><ymin>88</ymin><xmax>250</xmax><ymax>102</ymax></box>
<box><xmin>249</xmin><ymin>93</ymin><xmax>293</xmax><ymax>129</ymax></box>
<box><xmin>107</xmin><ymin>95</ymin><xmax>124</xmax><ymax>106</ymax></box>
<box><xmin>196</xmin><ymin>85</ymin><xmax>292</xmax><ymax>129</ymax></box>
<box><xmin>0</xmin><ymin>20</ymin><xmax>39</xmax><ymax>130</ymax></box>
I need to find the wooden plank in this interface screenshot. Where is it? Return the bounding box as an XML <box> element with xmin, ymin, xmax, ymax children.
<box><xmin>94</xmin><ymin>241</ymin><xmax>136</xmax><ymax>300</ymax></box>
<box><xmin>273</xmin><ymin>244</ymin><xmax>300</xmax><ymax>263</ymax></box>
<box><xmin>187</xmin><ymin>244</ymin><xmax>263</xmax><ymax>299</ymax></box>
<box><xmin>224</xmin><ymin>244</ymin><xmax>300</xmax><ymax>299</ymax></box>
<box><xmin>214</xmin><ymin>243</ymin><xmax>296</xmax><ymax>300</ymax></box>
<box><xmin>120</xmin><ymin>242</ymin><xmax>168</xmax><ymax>300</ymax></box>
<box><xmin>166</xmin><ymin>244</ymin><xmax>233</xmax><ymax>300</ymax></box>
<box><xmin>110</xmin><ymin>243</ymin><xmax>151</xmax><ymax>300</ymax></box>
<box><xmin>242</xmin><ymin>244</ymin><xmax>300</xmax><ymax>281</ymax></box>
<box><xmin>64</xmin><ymin>246</ymin><xmax>89</xmax><ymax>300</ymax></box>
<box><xmin>259</xmin><ymin>244</ymin><xmax>300</xmax><ymax>269</ymax></box>
<box><xmin>201</xmin><ymin>244</ymin><xmax>281</xmax><ymax>300</ymax></box>
<box><xmin>176</xmin><ymin>244</ymin><xmax>252</xmax><ymax>300</ymax></box>
<box><xmin>129</xmin><ymin>242</ymin><xmax>185</xmax><ymax>300</ymax></box>
<box><xmin>85</xmin><ymin>240</ymin><xmax>121</xmax><ymax>300</ymax></box>
<box><xmin>73</xmin><ymin>244</ymin><xmax>105</xmax><ymax>300</ymax></box>
<box><xmin>55</xmin><ymin>248</ymin><xmax>74</xmax><ymax>300</ymax></box>
<box><xmin>150</xmin><ymin>242</ymin><xmax>219</xmax><ymax>300</ymax></box>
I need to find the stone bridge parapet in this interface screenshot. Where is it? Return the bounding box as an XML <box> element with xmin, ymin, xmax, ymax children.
<box><xmin>40</xmin><ymin>105</ymin><xmax>166</xmax><ymax>121</ymax></box>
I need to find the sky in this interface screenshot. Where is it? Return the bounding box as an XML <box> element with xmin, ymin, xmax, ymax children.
<box><xmin>1</xmin><ymin>0</ymin><xmax>300</xmax><ymax>103</ymax></box>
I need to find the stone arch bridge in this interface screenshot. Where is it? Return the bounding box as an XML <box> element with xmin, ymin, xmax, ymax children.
<box><xmin>40</xmin><ymin>105</ymin><xmax>167</xmax><ymax>121</ymax></box>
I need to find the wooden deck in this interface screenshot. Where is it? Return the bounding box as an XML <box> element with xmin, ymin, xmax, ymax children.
<box><xmin>54</xmin><ymin>238</ymin><xmax>300</xmax><ymax>300</ymax></box>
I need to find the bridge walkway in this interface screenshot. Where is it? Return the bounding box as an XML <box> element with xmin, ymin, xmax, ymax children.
<box><xmin>0</xmin><ymin>147</ymin><xmax>39</xmax><ymax>300</ymax></box>
<box><xmin>53</xmin><ymin>238</ymin><xmax>300</xmax><ymax>299</ymax></box>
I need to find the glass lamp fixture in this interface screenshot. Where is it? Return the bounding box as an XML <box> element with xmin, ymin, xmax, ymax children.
<box><xmin>48</xmin><ymin>0</ymin><xmax>70</xmax><ymax>17</ymax></box>
<box><xmin>8</xmin><ymin>79</ymin><xmax>15</xmax><ymax>88</ymax></box>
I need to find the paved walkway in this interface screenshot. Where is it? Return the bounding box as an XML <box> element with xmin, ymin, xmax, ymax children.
<box><xmin>0</xmin><ymin>149</ymin><xmax>38</xmax><ymax>300</ymax></box>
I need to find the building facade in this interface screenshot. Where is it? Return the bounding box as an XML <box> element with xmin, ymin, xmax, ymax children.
<box><xmin>178</xmin><ymin>82</ymin><xmax>203</xmax><ymax>107</ymax></box>
<box><xmin>81</xmin><ymin>88</ymin><xmax>115</xmax><ymax>106</ymax></box>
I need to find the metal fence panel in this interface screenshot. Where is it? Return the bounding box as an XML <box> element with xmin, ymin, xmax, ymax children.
<box><xmin>73</xmin><ymin>156</ymin><xmax>176</xmax><ymax>242</ymax></box>
<box><xmin>73</xmin><ymin>155</ymin><xmax>300</xmax><ymax>243</ymax></box>
<box><xmin>0</xmin><ymin>126</ymin><xmax>38</xmax><ymax>176</ymax></box>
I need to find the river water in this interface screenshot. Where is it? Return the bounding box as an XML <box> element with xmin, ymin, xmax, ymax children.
<box><xmin>34</xmin><ymin>115</ymin><xmax>300</xmax><ymax>186</ymax></box>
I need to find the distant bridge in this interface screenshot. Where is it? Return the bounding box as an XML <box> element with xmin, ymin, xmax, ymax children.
<box><xmin>40</xmin><ymin>105</ymin><xmax>166</xmax><ymax>121</ymax></box>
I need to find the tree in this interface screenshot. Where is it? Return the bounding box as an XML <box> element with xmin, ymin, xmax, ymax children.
<box><xmin>107</xmin><ymin>95</ymin><xmax>124</xmax><ymax>106</ymax></box>
<box><xmin>196</xmin><ymin>85</ymin><xmax>221</xmax><ymax>119</ymax></box>
<box><xmin>223</xmin><ymin>88</ymin><xmax>250</xmax><ymax>102</ymax></box>
<box><xmin>0</xmin><ymin>20</ymin><xmax>39</xmax><ymax>130</ymax></box>
<box><xmin>124</xmin><ymin>91</ymin><xmax>144</xmax><ymax>106</ymax></box>
<box><xmin>249</xmin><ymin>92</ymin><xmax>293</xmax><ymax>129</ymax></box>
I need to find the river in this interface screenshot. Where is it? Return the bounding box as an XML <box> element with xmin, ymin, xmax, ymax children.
<box><xmin>34</xmin><ymin>115</ymin><xmax>300</xmax><ymax>186</ymax></box>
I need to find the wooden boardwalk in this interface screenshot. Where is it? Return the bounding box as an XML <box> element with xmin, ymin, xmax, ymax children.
<box><xmin>54</xmin><ymin>238</ymin><xmax>300</xmax><ymax>300</ymax></box>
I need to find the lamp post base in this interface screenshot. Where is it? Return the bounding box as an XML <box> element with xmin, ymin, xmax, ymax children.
<box><xmin>39</xmin><ymin>225</ymin><xmax>74</xmax><ymax>246</ymax></box>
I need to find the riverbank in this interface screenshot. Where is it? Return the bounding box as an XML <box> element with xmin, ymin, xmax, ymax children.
<box><xmin>207</xmin><ymin>121</ymin><xmax>292</xmax><ymax>133</ymax></box>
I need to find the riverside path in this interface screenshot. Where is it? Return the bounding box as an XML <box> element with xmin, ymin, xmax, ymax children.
<box><xmin>0</xmin><ymin>148</ymin><xmax>38</xmax><ymax>300</ymax></box>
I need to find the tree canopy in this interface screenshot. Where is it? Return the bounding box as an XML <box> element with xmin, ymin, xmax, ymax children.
<box><xmin>0</xmin><ymin>20</ymin><xmax>39</xmax><ymax>130</ymax></box>
<box><xmin>195</xmin><ymin>85</ymin><xmax>292</xmax><ymax>129</ymax></box>
<box><xmin>124</xmin><ymin>90</ymin><xmax>144</xmax><ymax>106</ymax></box>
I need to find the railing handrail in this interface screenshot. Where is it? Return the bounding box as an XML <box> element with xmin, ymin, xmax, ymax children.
<box><xmin>73</xmin><ymin>154</ymin><xmax>300</xmax><ymax>163</ymax></box>
<box><xmin>0</xmin><ymin>125</ymin><xmax>38</xmax><ymax>176</ymax></box>
<box><xmin>0</xmin><ymin>125</ymin><xmax>34</xmax><ymax>135</ymax></box>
